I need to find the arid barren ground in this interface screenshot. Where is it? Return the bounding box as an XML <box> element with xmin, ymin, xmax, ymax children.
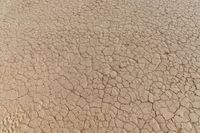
<box><xmin>0</xmin><ymin>0</ymin><xmax>200</xmax><ymax>133</ymax></box>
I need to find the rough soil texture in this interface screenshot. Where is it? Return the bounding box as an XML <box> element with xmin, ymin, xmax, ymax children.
<box><xmin>0</xmin><ymin>0</ymin><xmax>200</xmax><ymax>133</ymax></box>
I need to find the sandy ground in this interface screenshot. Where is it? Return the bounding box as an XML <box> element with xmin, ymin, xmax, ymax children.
<box><xmin>0</xmin><ymin>0</ymin><xmax>200</xmax><ymax>133</ymax></box>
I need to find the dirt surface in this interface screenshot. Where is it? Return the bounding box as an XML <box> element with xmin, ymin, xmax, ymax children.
<box><xmin>0</xmin><ymin>0</ymin><xmax>200</xmax><ymax>133</ymax></box>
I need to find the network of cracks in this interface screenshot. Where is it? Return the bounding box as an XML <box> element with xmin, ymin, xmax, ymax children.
<box><xmin>0</xmin><ymin>0</ymin><xmax>200</xmax><ymax>133</ymax></box>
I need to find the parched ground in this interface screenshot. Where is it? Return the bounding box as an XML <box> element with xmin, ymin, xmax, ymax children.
<box><xmin>0</xmin><ymin>0</ymin><xmax>200</xmax><ymax>133</ymax></box>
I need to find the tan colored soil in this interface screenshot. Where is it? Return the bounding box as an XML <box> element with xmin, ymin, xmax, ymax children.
<box><xmin>0</xmin><ymin>0</ymin><xmax>200</xmax><ymax>133</ymax></box>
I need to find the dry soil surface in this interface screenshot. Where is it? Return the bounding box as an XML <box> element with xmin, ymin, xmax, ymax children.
<box><xmin>0</xmin><ymin>0</ymin><xmax>200</xmax><ymax>133</ymax></box>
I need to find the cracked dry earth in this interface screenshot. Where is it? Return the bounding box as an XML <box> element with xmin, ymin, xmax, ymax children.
<box><xmin>1</xmin><ymin>0</ymin><xmax>200</xmax><ymax>133</ymax></box>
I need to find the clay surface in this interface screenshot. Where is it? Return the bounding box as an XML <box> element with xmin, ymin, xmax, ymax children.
<box><xmin>0</xmin><ymin>0</ymin><xmax>200</xmax><ymax>133</ymax></box>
